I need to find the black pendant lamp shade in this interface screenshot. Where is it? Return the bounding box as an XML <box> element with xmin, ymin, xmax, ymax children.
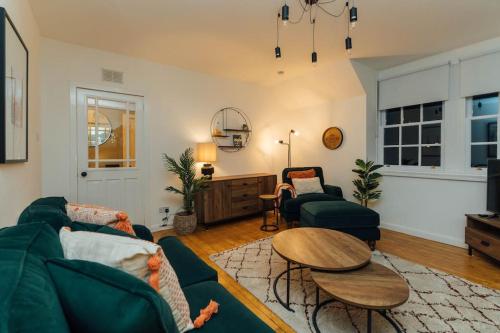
<box><xmin>275</xmin><ymin>46</ymin><xmax>282</xmax><ymax>58</ymax></box>
<box><xmin>311</xmin><ymin>51</ymin><xmax>318</xmax><ymax>63</ymax></box>
<box><xmin>350</xmin><ymin>6</ymin><xmax>358</xmax><ymax>25</ymax></box>
<box><xmin>345</xmin><ymin>36</ymin><xmax>352</xmax><ymax>52</ymax></box>
<box><xmin>281</xmin><ymin>4</ymin><xmax>290</xmax><ymax>22</ymax></box>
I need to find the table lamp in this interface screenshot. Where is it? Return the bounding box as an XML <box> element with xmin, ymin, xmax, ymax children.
<box><xmin>197</xmin><ymin>142</ymin><xmax>217</xmax><ymax>179</ymax></box>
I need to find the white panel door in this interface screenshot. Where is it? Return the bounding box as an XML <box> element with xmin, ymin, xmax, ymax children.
<box><xmin>76</xmin><ymin>88</ymin><xmax>145</xmax><ymax>224</ymax></box>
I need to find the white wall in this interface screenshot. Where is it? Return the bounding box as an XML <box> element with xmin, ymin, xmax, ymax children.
<box><xmin>369</xmin><ymin>38</ymin><xmax>500</xmax><ymax>247</ymax></box>
<box><xmin>40</xmin><ymin>39</ymin><xmax>358</xmax><ymax>228</ymax></box>
<box><xmin>0</xmin><ymin>0</ymin><xmax>41</xmax><ymax>227</ymax></box>
<box><xmin>329</xmin><ymin>95</ymin><xmax>367</xmax><ymax>201</ymax></box>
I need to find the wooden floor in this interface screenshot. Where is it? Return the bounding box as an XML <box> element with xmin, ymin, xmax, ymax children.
<box><xmin>154</xmin><ymin>215</ymin><xmax>500</xmax><ymax>333</ymax></box>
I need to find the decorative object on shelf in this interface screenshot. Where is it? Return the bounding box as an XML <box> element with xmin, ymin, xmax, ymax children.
<box><xmin>352</xmin><ymin>159</ymin><xmax>383</xmax><ymax>207</ymax></box>
<box><xmin>232</xmin><ymin>134</ymin><xmax>242</xmax><ymax>148</ymax></box>
<box><xmin>210</xmin><ymin>107</ymin><xmax>252</xmax><ymax>152</ymax></box>
<box><xmin>196</xmin><ymin>142</ymin><xmax>217</xmax><ymax>179</ymax></box>
<box><xmin>276</xmin><ymin>129</ymin><xmax>299</xmax><ymax>168</ymax></box>
<box><xmin>275</xmin><ymin>0</ymin><xmax>358</xmax><ymax>64</ymax></box>
<box><xmin>163</xmin><ymin>148</ymin><xmax>209</xmax><ymax>235</ymax></box>
<box><xmin>322</xmin><ymin>127</ymin><xmax>344</xmax><ymax>150</ymax></box>
<box><xmin>0</xmin><ymin>8</ymin><xmax>29</xmax><ymax>163</ymax></box>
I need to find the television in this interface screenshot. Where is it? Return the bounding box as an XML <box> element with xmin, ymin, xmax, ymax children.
<box><xmin>487</xmin><ymin>159</ymin><xmax>500</xmax><ymax>215</ymax></box>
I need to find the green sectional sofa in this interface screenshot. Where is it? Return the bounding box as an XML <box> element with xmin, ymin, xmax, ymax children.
<box><xmin>1</xmin><ymin>198</ymin><xmax>273</xmax><ymax>333</ymax></box>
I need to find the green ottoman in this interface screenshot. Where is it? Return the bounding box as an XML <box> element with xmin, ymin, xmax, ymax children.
<box><xmin>300</xmin><ymin>201</ymin><xmax>380</xmax><ymax>250</ymax></box>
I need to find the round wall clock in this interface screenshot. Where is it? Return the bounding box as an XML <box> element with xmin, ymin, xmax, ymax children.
<box><xmin>322</xmin><ymin>127</ymin><xmax>343</xmax><ymax>150</ymax></box>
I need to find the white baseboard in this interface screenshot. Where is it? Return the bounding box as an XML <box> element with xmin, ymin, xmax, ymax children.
<box><xmin>381</xmin><ymin>222</ymin><xmax>467</xmax><ymax>249</ymax></box>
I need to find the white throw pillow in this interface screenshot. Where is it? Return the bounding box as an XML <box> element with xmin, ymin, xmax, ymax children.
<box><xmin>292</xmin><ymin>177</ymin><xmax>324</xmax><ymax>195</ymax></box>
<box><xmin>59</xmin><ymin>228</ymin><xmax>194</xmax><ymax>332</ymax></box>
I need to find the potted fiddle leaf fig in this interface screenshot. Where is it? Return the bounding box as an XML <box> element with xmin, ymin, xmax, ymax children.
<box><xmin>163</xmin><ymin>148</ymin><xmax>208</xmax><ymax>235</ymax></box>
<box><xmin>352</xmin><ymin>159</ymin><xmax>383</xmax><ymax>207</ymax></box>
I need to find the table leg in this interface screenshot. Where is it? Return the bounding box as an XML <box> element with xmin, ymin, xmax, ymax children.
<box><xmin>286</xmin><ymin>261</ymin><xmax>290</xmax><ymax>307</ymax></box>
<box><xmin>272</xmin><ymin>260</ymin><xmax>303</xmax><ymax>312</ymax></box>
<box><xmin>312</xmin><ymin>298</ymin><xmax>336</xmax><ymax>333</ymax></box>
<box><xmin>312</xmin><ymin>302</ymin><xmax>403</xmax><ymax>333</ymax></box>
<box><xmin>377</xmin><ymin>310</ymin><xmax>403</xmax><ymax>333</ymax></box>
<box><xmin>367</xmin><ymin>309</ymin><xmax>372</xmax><ymax>333</ymax></box>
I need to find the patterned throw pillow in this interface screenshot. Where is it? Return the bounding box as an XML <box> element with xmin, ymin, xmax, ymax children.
<box><xmin>59</xmin><ymin>228</ymin><xmax>193</xmax><ymax>332</ymax></box>
<box><xmin>287</xmin><ymin>168</ymin><xmax>316</xmax><ymax>179</ymax></box>
<box><xmin>292</xmin><ymin>177</ymin><xmax>324</xmax><ymax>195</ymax></box>
<box><xmin>66</xmin><ymin>203</ymin><xmax>136</xmax><ymax>236</ymax></box>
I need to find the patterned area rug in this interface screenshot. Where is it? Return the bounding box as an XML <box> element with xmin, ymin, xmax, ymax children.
<box><xmin>209</xmin><ymin>237</ymin><xmax>500</xmax><ymax>333</ymax></box>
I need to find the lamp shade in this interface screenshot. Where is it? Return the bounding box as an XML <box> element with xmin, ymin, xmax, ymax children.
<box><xmin>197</xmin><ymin>142</ymin><xmax>217</xmax><ymax>163</ymax></box>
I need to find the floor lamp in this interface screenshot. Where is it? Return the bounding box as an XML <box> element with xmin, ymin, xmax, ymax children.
<box><xmin>276</xmin><ymin>129</ymin><xmax>298</xmax><ymax>168</ymax></box>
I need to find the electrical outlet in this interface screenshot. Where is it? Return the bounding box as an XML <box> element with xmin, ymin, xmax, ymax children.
<box><xmin>159</xmin><ymin>207</ymin><xmax>170</xmax><ymax>214</ymax></box>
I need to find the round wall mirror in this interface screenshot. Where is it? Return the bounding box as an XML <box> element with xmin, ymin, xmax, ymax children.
<box><xmin>88</xmin><ymin>111</ymin><xmax>112</xmax><ymax>146</ymax></box>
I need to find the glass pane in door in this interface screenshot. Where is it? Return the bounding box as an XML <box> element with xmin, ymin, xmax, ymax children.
<box><xmin>86</xmin><ymin>97</ymin><xmax>136</xmax><ymax>168</ymax></box>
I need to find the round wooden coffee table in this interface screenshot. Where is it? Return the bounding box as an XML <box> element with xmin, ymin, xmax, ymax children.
<box><xmin>311</xmin><ymin>262</ymin><xmax>409</xmax><ymax>333</ymax></box>
<box><xmin>272</xmin><ymin>228</ymin><xmax>371</xmax><ymax>311</ymax></box>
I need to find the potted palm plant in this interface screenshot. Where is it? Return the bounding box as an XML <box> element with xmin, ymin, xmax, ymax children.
<box><xmin>352</xmin><ymin>159</ymin><xmax>383</xmax><ymax>207</ymax></box>
<box><xmin>163</xmin><ymin>148</ymin><xmax>208</xmax><ymax>235</ymax></box>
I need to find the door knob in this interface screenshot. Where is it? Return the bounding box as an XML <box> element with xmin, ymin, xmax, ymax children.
<box><xmin>81</xmin><ymin>171</ymin><xmax>88</xmax><ymax>177</ymax></box>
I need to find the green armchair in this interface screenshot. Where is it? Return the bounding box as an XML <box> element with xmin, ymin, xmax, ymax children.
<box><xmin>279</xmin><ymin>167</ymin><xmax>344</xmax><ymax>226</ymax></box>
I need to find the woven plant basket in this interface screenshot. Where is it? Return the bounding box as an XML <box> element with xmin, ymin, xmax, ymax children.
<box><xmin>173</xmin><ymin>213</ymin><xmax>197</xmax><ymax>235</ymax></box>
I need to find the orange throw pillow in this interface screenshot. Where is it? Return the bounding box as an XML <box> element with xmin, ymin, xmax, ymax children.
<box><xmin>287</xmin><ymin>169</ymin><xmax>316</xmax><ymax>179</ymax></box>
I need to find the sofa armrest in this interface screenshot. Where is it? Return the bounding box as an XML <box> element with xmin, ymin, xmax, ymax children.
<box><xmin>324</xmin><ymin>185</ymin><xmax>343</xmax><ymax>199</ymax></box>
<box><xmin>132</xmin><ymin>225</ymin><xmax>154</xmax><ymax>242</ymax></box>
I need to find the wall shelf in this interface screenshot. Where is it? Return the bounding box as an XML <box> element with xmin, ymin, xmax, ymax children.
<box><xmin>210</xmin><ymin>107</ymin><xmax>252</xmax><ymax>152</ymax></box>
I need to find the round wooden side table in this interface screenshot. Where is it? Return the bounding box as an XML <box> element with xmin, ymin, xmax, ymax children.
<box><xmin>259</xmin><ymin>194</ymin><xmax>279</xmax><ymax>232</ymax></box>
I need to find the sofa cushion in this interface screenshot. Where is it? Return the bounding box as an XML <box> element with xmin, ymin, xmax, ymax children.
<box><xmin>133</xmin><ymin>224</ymin><xmax>154</xmax><ymax>242</ymax></box>
<box><xmin>0</xmin><ymin>222</ymin><xmax>64</xmax><ymax>259</ymax></box>
<box><xmin>0</xmin><ymin>251</ymin><xmax>70</xmax><ymax>333</ymax></box>
<box><xmin>158</xmin><ymin>236</ymin><xmax>218</xmax><ymax>288</ymax></box>
<box><xmin>46</xmin><ymin>258</ymin><xmax>179</xmax><ymax>333</ymax></box>
<box><xmin>182</xmin><ymin>281</ymin><xmax>273</xmax><ymax>333</ymax></box>
<box><xmin>301</xmin><ymin>201</ymin><xmax>380</xmax><ymax>229</ymax></box>
<box><xmin>18</xmin><ymin>205</ymin><xmax>72</xmax><ymax>232</ymax></box>
<box><xmin>30</xmin><ymin>196</ymin><xmax>68</xmax><ymax>213</ymax></box>
<box><xmin>71</xmin><ymin>221</ymin><xmax>137</xmax><ymax>238</ymax></box>
<box><xmin>284</xmin><ymin>193</ymin><xmax>343</xmax><ymax>215</ymax></box>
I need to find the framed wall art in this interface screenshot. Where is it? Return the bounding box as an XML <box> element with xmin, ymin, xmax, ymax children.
<box><xmin>0</xmin><ymin>7</ymin><xmax>29</xmax><ymax>163</ymax></box>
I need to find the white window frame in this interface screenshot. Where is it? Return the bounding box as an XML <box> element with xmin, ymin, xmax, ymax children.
<box><xmin>465</xmin><ymin>93</ymin><xmax>499</xmax><ymax>172</ymax></box>
<box><xmin>379</xmin><ymin>102</ymin><xmax>444</xmax><ymax>171</ymax></box>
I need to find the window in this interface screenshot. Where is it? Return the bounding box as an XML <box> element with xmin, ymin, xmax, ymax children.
<box><xmin>467</xmin><ymin>93</ymin><xmax>499</xmax><ymax>168</ymax></box>
<box><xmin>381</xmin><ymin>102</ymin><xmax>443</xmax><ymax>167</ymax></box>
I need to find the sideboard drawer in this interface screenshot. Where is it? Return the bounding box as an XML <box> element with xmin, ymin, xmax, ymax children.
<box><xmin>465</xmin><ymin>227</ymin><xmax>500</xmax><ymax>260</ymax></box>
<box><xmin>231</xmin><ymin>178</ymin><xmax>259</xmax><ymax>187</ymax></box>
<box><xmin>232</xmin><ymin>200</ymin><xmax>260</xmax><ymax>217</ymax></box>
<box><xmin>231</xmin><ymin>184</ymin><xmax>259</xmax><ymax>202</ymax></box>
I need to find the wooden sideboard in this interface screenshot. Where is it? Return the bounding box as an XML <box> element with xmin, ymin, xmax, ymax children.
<box><xmin>195</xmin><ymin>173</ymin><xmax>277</xmax><ymax>225</ymax></box>
<box><xmin>465</xmin><ymin>214</ymin><xmax>500</xmax><ymax>261</ymax></box>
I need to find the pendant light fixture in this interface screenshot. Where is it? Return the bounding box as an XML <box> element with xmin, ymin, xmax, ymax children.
<box><xmin>311</xmin><ymin>19</ymin><xmax>317</xmax><ymax>64</ymax></box>
<box><xmin>275</xmin><ymin>0</ymin><xmax>359</xmax><ymax>63</ymax></box>
<box><xmin>275</xmin><ymin>13</ymin><xmax>282</xmax><ymax>59</ymax></box>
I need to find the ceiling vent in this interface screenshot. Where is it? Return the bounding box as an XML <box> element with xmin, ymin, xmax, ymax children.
<box><xmin>102</xmin><ymin>68</ymin><xmax>124</xmax><ymax>84</ymax></box>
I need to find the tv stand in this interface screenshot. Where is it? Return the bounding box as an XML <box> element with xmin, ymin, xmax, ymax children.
<box><xmin>465</xmin><ymin>214</ymin><xmax>500</xmax><ymax>261</ymax></box>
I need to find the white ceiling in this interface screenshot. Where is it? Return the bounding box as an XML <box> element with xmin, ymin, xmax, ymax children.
<box><xmin>29</xmin><ymin>0</ymin><xmax>500</xmax><ymax>85</ymax></box>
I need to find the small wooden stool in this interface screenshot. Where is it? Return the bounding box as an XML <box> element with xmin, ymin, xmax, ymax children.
<box><xmin>259</xmin><ymin>194</ymin><xmax>279</xmax><ymax>232</ymax></box>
